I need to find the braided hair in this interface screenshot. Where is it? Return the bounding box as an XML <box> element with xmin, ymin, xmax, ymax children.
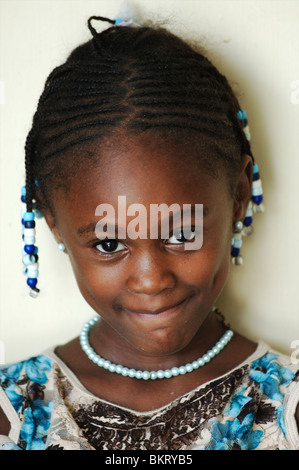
<box><xmin>25</xmin><ymin>16</ymin><xmax>252</xmax><ymax>213</ymax></box>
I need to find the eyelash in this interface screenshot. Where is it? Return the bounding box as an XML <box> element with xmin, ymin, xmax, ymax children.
<box><xmin>94</xmin><ymin>227</ymin><xmax>197</xmax><ymax>255</ymax></box>
<box><xmin>95</xmin><ymin>239</ymin><xmax>126</xmax><ymax>254</ymax></box>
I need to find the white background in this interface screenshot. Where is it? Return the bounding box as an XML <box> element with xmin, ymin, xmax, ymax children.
<box><xmin>0</xmin><ymin>0</ymin><xmax>298</xmax><ymax>363</ymax></box>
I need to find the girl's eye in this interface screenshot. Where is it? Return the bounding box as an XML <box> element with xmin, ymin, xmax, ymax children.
<box><xmin>95</xmin><ymin>239</ymin><xmax>126</xmax><ymax>254</ymax></box>
<box><xmin>167</xmin><ymin>228</ymin><xmax>195</xmax><ymax>245</ymax></box>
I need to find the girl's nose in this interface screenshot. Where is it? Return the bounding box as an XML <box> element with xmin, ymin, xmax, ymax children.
<box><xmin>126</xmin><ymin>250</ymin><xmax>176</xmax><ymax>296</ymax></box>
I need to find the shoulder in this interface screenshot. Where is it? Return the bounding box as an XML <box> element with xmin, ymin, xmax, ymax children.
<box><xmin>248</xmin><ymin>346</ymin><xmax>299</xmax><ymax>391</ymax></box>
<box><xmin>247</xmin><ymin>346</ymin><xmax>299</xmax><ymax>403</ymax></box>
<box><xmin>0</xmin><ymin>354</ymin><xmax>54</xmax><ymax>449</ymax></box>
<box><xmin>247</xmin><ymin>345</ymin><xmax>299</xmax><ymax>447</ymax></box>
<box><xmin>0</xmin><ymin>354</ymin><xmax>53</xmax><ymax>392</ymax></box>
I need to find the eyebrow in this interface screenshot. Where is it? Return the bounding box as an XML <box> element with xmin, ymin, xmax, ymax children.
<box><xmin>77</xmin><ymin>222</ymin><xmax>97</xmax><ymax>236</ymax></box>
<box><xmin>77</xmin><ymin>206</ymin><xmax>210</xmax><ymax>238</ymax></box>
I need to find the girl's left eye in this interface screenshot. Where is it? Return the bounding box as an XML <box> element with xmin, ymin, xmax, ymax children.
<box><xmin>95</xmin><ymin>239</ymin><xmax>126</xmax><ymax>254</ymax></box>
<box><xmin>167</xmin><ymin>229</ymin><xmax>195</xmax><ymax>245</ymax></box>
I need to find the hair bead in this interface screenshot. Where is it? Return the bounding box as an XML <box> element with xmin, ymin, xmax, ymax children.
<box><xmin>24</xmin><ymin>220</ymin><xmax>35</xmax><ymax>229</ymax></box>
<box><xmin>21</xmin><ymin>187</ymin><xmax>40</xmax><ymax>297</ymax></box>
<box><xmin>232</xmin><ymin>111</ymin><xmax>265</xmax><ymax>262</ymax></box>
<box><xmin>27</xmin><ymin>269</ymin><xmax>39</xmax><ymax>279</ymax></box>
<box><xmin>24</xmin><ymin>244</ymin><xmax>35</xmax><ymax>254</ymax></box>
<box><xmin>27</xmin><ymin>278</ymin><xmax>37</xmax><ymax>287</ymax></box>
<box><xmin>22</xmin><ymin>254</ymin><xmax>38</xmax><ymax>266</ymax></box>
<box><xmin>23</xmin><ymin>212</ymin><xmax>35</xmax><ymax>222</ymax></box>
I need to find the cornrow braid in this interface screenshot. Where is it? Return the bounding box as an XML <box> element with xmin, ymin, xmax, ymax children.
<box><xmin>23</xmin><ymin>16</ymin><xmax>257</xmax><ymax>296</ymax></box>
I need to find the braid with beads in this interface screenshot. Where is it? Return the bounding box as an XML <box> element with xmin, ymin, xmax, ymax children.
<box><xmin>22</xmin><ymin>16</ymin><xmax>261</xmax><ymax>296</ymax></box>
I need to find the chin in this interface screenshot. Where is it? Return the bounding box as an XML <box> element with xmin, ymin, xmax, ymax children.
<box><xmin>127</xmin><ymin>324</ymin><xmax>198</xmax><ymax>359</ymax></box>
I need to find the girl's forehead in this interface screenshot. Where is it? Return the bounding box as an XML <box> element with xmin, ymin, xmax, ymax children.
<box><xmin>97</xmin><ymin>132</ymin><xmax>219</xmax><ymax>173</ymax></box>
<box><xmin>67</xmin><ymin>135</ymin><xmax>226</xmax><ymax>204</ymax></box>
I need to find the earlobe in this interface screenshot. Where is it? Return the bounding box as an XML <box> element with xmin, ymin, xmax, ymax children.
<box><xmin>233</xmin><ymin>155</ymin><xmax>253</xmax><ymax>222</ymax></box>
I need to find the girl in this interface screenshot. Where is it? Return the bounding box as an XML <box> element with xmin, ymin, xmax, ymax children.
<box><xmin>0</xmin><ymin>15</ymin><xmax>298</xmax><ymax>451</ymax></box>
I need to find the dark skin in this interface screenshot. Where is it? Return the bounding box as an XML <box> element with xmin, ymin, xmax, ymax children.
<box><xmin>1</xmin><ymin>135</ymin><xmax>299</xmax><ymax>434</ymax></box>
<box><xmin>50</xmin><ymin>135</ymin><xmax>257</xmax><ymax>411</ymax></box>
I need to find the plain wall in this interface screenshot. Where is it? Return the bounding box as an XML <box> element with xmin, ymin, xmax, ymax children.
<box><xmin>0</xmin><ymin>0</ymin><xmax>298</xmax><ymax>364</ymax></box>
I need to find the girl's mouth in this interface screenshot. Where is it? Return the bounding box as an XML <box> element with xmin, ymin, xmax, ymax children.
<box><xmin>122</xmin><ymin>296</ymin><xmax>191</xmax><ymax>319</ymax></box>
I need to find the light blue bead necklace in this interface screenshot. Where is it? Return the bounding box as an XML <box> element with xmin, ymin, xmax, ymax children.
<box><xmin>80</xmin><ymin>314</ymin><xmax>234</xmax><ymax>380</ymax></box>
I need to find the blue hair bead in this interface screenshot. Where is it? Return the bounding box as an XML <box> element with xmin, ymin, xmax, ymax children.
<box><xmin>21</xmin><ymin>186</ymin><xmax>26</xmax><ymax>196</ymax></box>
<box><xmin>34</xmin><ymin>209</ymin><xmax>43</xmax><ymax>219</ymax></box>
<box><xmin>231</xmin><ymin>247</ymin><xmax>240</xmax><ymax>257</ymax></box>
<box><xmin>27</xmin><ymin>278</ymin><xmax>37</xmax><ymax>287</ymax></box>
<box><xmin>237</xmin><ymin>109</ymin><xmax>248</xmax><ymax>128</ymax></box>
<box><xmin>243</xmin><ymin>216</ymin><xmax>253</xmax><ymax>227</ymax></box>
<box><xmin>237</xmin><ymin>109</ymin><xmax>247</xmax><ymax>120</ymax></box>
<box><xmin>24</xmin><ymin>244</ymin><xmax>35</xmax><ymax>254</ymax></box>
<box><xmin>21</xmin><ymin>195</ymin><xmax>26</xmax><ymax>203</ymax></box>
<box><xmin>253</xmin><ymin>163</ymin><xmax>259</xmax><ymax>174</ymax></box>
<box><xmin>24</xmin><ymin>212</ymin><xmax>35</xmax><ymax>222</ymax></box>
<box><xmin>24</xmin><ymin>220</ymin><xmax>35</xmax><ymax>228</ymax></box>
<box><xmin>252</xmin><ymin>195</ymin><xmax>263</xmax><ymax>205</ymax></box>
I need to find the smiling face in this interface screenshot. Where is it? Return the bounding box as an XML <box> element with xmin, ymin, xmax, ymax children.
<box><xmin>44</xmin><ymin>133</ymin><xmax>251</xmax><ymax>362</ymax></box>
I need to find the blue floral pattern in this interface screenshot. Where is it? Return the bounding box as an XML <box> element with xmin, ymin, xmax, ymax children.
<box><xmin>250</xmin><ymin>353</ymin><xmax>295</xmax><ymax>400</ymax></box>
<box><xmin>206</xmin><ymin>414</ymin><xmax>264</xmax><ymax>450</ymax></box>
<box><xmin>0</xmin><ymin>346</ymin><xmax>298</xmax><ymax>450</ymax></box>
<box><xmin>204</xmin><ymin>352</ymin><xmax>297</xmax><ymax>450</ymax></box>
<box><xmin>0</xmin><ymin>356</ymin><xmax>53</xmax><ymax>450</ymax></box>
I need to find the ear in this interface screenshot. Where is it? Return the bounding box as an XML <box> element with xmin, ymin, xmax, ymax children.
<box><xmin>42</xmin><ymin>209</ymin><xmax>67</xmax><ymax>251</ymax></box>
<box><xmin>233</xmin><ymin>154</ymin><xmax>253</xmax><ymax>222</ymax></box>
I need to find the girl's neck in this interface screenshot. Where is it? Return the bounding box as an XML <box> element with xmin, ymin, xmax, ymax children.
<box><xmin>54</xmin><ymin>324</ymin><xmax>257</xmax><ymax>412</ymax></box>
<box><xmin>88</xmin><ymin>309</ymin><xmax>227</xmax><ymax>373</ymax></box>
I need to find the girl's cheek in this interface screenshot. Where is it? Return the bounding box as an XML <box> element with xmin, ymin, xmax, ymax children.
<box><xmin>186</xmin><ymin>237</ymin><xmax>231</xmax><ymax>287</ymax></box>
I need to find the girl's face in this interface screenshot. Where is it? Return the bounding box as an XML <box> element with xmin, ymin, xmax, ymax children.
<box><xmin>46</xmin><ymin>135</ymin><xmax>251</xmax><ymax>359</ymax></box>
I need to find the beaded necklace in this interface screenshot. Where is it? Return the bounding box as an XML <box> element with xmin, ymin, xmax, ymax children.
<box><xmin>79</xmin><ymin>311</ymin><xmax>234</xmax><ymax>380</ymax></box>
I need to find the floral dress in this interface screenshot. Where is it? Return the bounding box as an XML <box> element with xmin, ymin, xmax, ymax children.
<box><xmin>0</xmin><ymin>343</ymin><xmax>298</xmax><ymax>450</ymax></box>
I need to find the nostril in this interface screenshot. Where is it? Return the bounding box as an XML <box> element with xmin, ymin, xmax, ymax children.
<box><xmin>126</xmin><ymin>271</ymin><xmax>176</xmax><ymax>296</ymax></box>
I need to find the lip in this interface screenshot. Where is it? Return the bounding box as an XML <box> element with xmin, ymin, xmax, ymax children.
<box><xmin>122</xmin><ymin>296</ymin><xmax>190</xmax><ymax>319</ymax></box>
